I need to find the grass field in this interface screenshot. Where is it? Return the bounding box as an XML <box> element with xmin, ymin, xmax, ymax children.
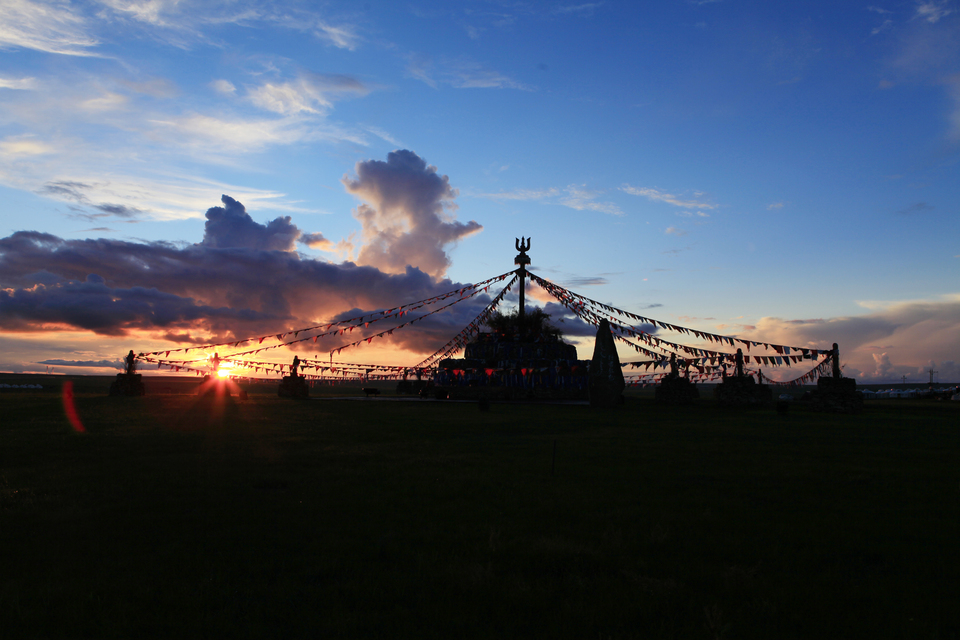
<box><xmin>1</xmin><ymin>380</ymin><xmax>958</xmax><ymax>639</ymax></box>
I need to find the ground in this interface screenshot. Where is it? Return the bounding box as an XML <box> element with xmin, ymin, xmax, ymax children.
<box><xmin>1</xmin><ymin>378</ymin><xmax>957</xmax><ymax>639</ymax></box>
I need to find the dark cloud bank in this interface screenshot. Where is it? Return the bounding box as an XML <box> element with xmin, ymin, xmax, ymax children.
<box><xmin>0</xmin><ymin>151</ymin><xmax>588</xmax><ymax>355</ymax></box>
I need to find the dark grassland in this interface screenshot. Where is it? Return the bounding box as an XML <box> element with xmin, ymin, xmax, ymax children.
<box><xmin>1</xmin><ymin>383</ymin><xmax>957</xmax><ymax>639</ymax></box>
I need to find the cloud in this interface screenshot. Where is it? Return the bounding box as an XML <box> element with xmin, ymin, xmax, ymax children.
<box><xmin>767</xmin><ymin>202</ymin><xmax>785</xmax><ymax>210</ymax></box>
<box><xmin>148</xmin><ymin>112</ymin><xmax>311</xmax><ymax>152</ymax></box>
<box><xmin>406</xmin><ymin>56</ymin><xmax>534</xmax><ymax>91</ymax></box>
<box><xmin>871</xmin><ymin>352</ymin><xmax>896</xmax><ymax>378</ymax></box>
<box><xmin>665</xmin><ymin>226</ymin><xmax>687</xmax><ymax>236</ymax></box>
<box><xmin>37</xmin><ymin>358</ymin><xmax>122</xmax><ymax>369</ymax></box>
<box><xmin>475</xmin><ymin>188</ymin><xmax>561</xmax><ymax>201</ymax></box>
<box><xmin>201</xmin><ymin>194</ymin><xmax>301</xmax><ymax>251</ymax></box>
<box><xmin>621</xmin><ymin>184</ymin><xmax>715</xmax><ymax>215</ymax></box>
<box><xmin>0</xmin><ymin>272</ymin><xmax>283</xmax><ymax>337</ymax></box>
<box><xmin>897</xmin><ymin>201</ymin><xmax>934</xmax><ymax>215</ymax></box>
<box><xmin>0</xmin><ymin>135</ymin><xmax>53</xmax><ymax>157</ymax></box>
<box><xmin>473</xmin><ymin>185</ymin><xmax>622</xmax><ymax>215</ymax></box>
<box><xmin>449</xmin><ymin>60</ymin><xmax>534</xmax><ymax>90</ymax></box>
<box><xmin>314</xmin><ymin>22</ymin><xmax>360</xmax><ymax>50</ymax></box>
<box><xmin>210</xmin><ymin>79</ymin><xmax>236</xmax><ymax>95</ymax></box>
<box><xmin>405</xmin><ymin>53</ymin><xmax>438</xmax><ymax>88</ymax></box>
<box><xmin>736</xmin><ymin>294</ymin><xmax>960</xmax><ymax>382</ymax></box>
<box><xmin>31</xmin><ymin>176</ymin><xmax>291</xmax><ymax>223</ymax></box>
<box><xmin>0</xmin><ymin>195</ymin><xmax>491</xmax><ymax>351</ymax></box>
<box><xmin>551</xmin><ymin>3</ymin><xmax>604</xmax><ymax>15</ymax></box>
<box><xmin>559</xmin><ymin>185</ymin><xmax>623</xmax><ymax>216</ymax></box>
<box><xmin>946</xmin><ymin>74</ymin><xmax>960</xmax><ymax>141</ymax></box>
<box><xmin>872</xmin><ymin>19</ymin><xmax>894</xmax><ymax>35</ymax></box>
<box><xmin>0</xmin><ymin>0</ymin><xmax>100</xmax><ymax>56</ymax></box>
<box><xmin>915</xmin><ymin>0</ymin><xmax>954</xmax><ymax>23</ymax></box>
<box><xmin>342</xmin><ymin>150</ymin><xmax>483</xmax><ymax>279</ymax></box>
<box><xmin>246</xmin><ymin>73</ymin><xmax>369</xmax><ymax>116</ymax></box>
<box><xmin>0</xmin><ymin>75</ymin><xmax>38</xmax><ymax>90</ymax></box>
<box><xmin>97</xmin><ymin>1</ymin><xmax>360</xmax><ymax>50</ymax></box>
<box><xmin>561</xmin><ymin>276</ymin><xmax>609</xmax><ymax>287</ymax></box>
<box><xmin>298</xmin><ymin>232</ymin><xmax>333</xmax><ymax>251</ymax></box>
<box><xmin>80</xmin><ymin>91</ymin><xmax>129</xmax><ymax>112</ymax></box>
<box><xmin>121</xmin><ymin>77</ymin><xmax>179</xmax><ymax>98</ymax></box>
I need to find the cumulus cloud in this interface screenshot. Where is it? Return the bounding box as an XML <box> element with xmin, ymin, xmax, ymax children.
<box><xmin>342</xmin><ymin>150</ymin><xmax>483</xmax><ymax>278</ymax></box>
<box><xmin>0</xmin><ymin>187</ymin><xmax>492</xmax><ymax>355</ymax></box>
<box><xmin>871</xmin><ymin>352</ymin><xmax>896</xmax><ymax>378</ymax></box>
<box><xmin>201</xmin><ymin>194</ymin><xmax>301</xmax><ymax>251</ymax></box>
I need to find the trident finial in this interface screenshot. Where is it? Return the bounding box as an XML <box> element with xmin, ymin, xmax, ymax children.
<box><xmin>514</xmin><ymin>237</ymin><xmax>531</xmax><ymax>267</ymax></box>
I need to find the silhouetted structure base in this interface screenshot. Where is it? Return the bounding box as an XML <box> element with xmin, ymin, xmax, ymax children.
<box><xmin>714</xmin><ymin>376</ymin><xmax>773</xmax><ymax>407</ymax></box>
<box><xmin>278</xmin><ymin>375</ymin><xmax>309</xmax><ymax>398</ymax></box>
<box><xmin>441</xmin><ymin>386</ymin><xmax>588</xmax><ymax>402</ymax></box>
<box><xmin>655</xmin><ymin>377</ymin><xmax>700</xmax><ymax>405</ymax></box>
<box><xmin>807</xmin><ymin>377</ymin><xmax>863</xmax><ymax>413</ymax></box>
<box><xmin>396</xmin><ymin>380</ymin><xmax>429</xmax><ymax>395</ymax></box>
<box><xmin>589</xmin><ymin>384</ymin><xmax>624</xmax><ymax>407</ymax></box>
<box><xmin>109</xmin><ymin>373</ymin><xmax>144</xmax><ymax>396</ymax></box>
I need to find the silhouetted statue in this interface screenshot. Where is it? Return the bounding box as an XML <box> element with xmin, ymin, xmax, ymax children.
<box><xmin>279</xmin><ymin>354</ymin><xmax>308</xmax><ymax>399</ymax></box>
<box><xmin>657</xmin><ymin>352</ymin><xmax>699</xmax><ymax>404</ymax></box>
<box><xmin>735</xmin><ymin>348</ymin><xmax>745</xmax><ymax>378</ymax></box>
<box><xmin>124</xmin><ymin>350</ymin><xmax>137</xmax><ymax>375</ymax></box>
<box><xmin>110</xmin><ymin>348</ymin><xmax>144</xmax><ymax>396</ymax></box>
<box><xmin>212</xmin><ymin>352</ymin><xmax>221</xmax><ymax>373</ymax></box>
<box><xmin>808</xmin><ymin>342</ymin><xmax>862</xmax><ymax>413</ymax></box>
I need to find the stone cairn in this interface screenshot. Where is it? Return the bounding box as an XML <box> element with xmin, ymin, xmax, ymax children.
<box><xmin>713</xmin><ymin>348</ymin><xmax>772</xmax><ymax>407</ymax></box>
<box><xmin>278</xmin><ymin>355</ymin><xmax>309</xmax><ymax>398</ymax></box>
<box><xmin>655</xmin><ymin>353</ymin><xmax>700</xmax><ymax>405</ymax></box>
<box><xmin>806</xmin><ymin>343</ymin><xmax>863</xmax><ymax>413</ymax></box>
<box><xmin>109</xmin><ymin>350</ymin><xmax>145</xmax><ymax>396</ymax></box>
<box><xmin>589</xmin><ymin>319</ymin><xmax>625</xmax><ymax>407</ymax></box>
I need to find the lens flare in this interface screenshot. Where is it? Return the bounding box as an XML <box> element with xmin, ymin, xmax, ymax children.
<box><xmin>62</xmin><ymin>381</ymin><xmax>86</xmax><ymax>433</ymax></box>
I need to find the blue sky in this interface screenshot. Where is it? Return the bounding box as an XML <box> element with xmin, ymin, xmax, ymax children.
<box><xmin>0</xmin><ymin>0</ymin><xmax>958</xmax><ymax>383</ymax></box>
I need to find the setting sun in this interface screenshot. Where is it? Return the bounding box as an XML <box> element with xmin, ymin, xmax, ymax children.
<box><xmin>217</xmin><ymin>368</ymin><xmax>231</xmax><ymax>379</ymax></box>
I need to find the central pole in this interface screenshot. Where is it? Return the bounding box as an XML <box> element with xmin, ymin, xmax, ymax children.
<box><xmin>514</xmin><ymin>237</ymin><xmax>531</xmax><ymax>337</ymax></box>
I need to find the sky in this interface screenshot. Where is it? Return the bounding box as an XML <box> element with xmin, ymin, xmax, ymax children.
<box><xmin>0</xmin><ymin>0</ymin><xmax>958</xmax><ymax>383</ymax></box>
